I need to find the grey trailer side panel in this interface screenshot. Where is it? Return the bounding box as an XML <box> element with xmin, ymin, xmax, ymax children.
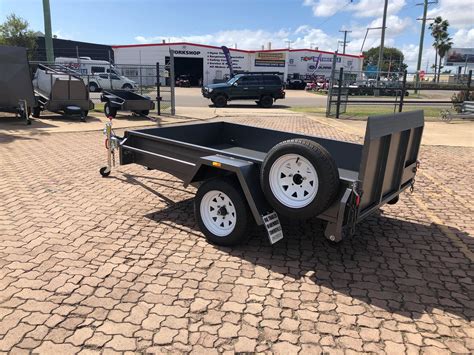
<box><xmin>0</xmin><ymin>45</ymin><xmax>36</xmax><ymax>108</ymax></box>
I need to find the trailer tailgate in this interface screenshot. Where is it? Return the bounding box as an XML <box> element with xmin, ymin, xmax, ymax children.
<box><xmin>358</xmin><ymin>110</ymin><xmax>424</xmax><ymax>217</ymax></box>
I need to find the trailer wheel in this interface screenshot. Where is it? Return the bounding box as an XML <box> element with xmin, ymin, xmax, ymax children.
<box><xmin>104</xmin><ymin>103</ymin><xmax>117</xmax><ymax>118</ymax></box>
<box><xmin>260</xmin><ymin>139</ymin><xmax>339</xmax><ymax>219</ymax></box>
<box><xmin>99</xmin><ymin>167</ymin><xmax>111</xmax><ymax>177</ymax></box>
<box><xmin>195</xmin><ymin>178</ymin><xmax>251</xmax><ymax>246</ymax></box>
<box><xmin>32</xmin><ymin>106</ymin><xmax>41</xmax><ymax>118</ymax></box>
<box><xmin>387</xmin><ymin>196</ymin><xmax>399</xmax><ymax>205</ymax></box>
<box><xmin>141</xmin><ymin>110</ymin><xmax>150</xmax><ymax>116</ymax></box>
<box><xmin>259</xmin><ymin>95</ymin><xmax>274</xmax><ymax>108</ymax></box>
<box><xmin>213</xmin><ymin>95</ymin><xmax>227</xmax><ymax>107</ymax></box>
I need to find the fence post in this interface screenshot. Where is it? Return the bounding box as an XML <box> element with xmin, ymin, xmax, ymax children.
<box><xmin>467</xmin><ymin>70</ymin><xmax>472</xmax><ymax>92</ymax></box>
<box><xmin>170</xmin><ymin>50</ymin><xmax>176</xmax><ymax>116</ymax></box>
<box><xmin>335</xmin><ymin>67</ymin><xmax>343</xmax><ymax>118</ymax></box>
<box><xmin>399</xmin><ymin>70</ymin><xmax>407</xmax><ymax>113</ymax></box>
<box><xmin>156</xmin><ymin>62</ymin><xmax>161</xmax><ymax>116</ymax></box>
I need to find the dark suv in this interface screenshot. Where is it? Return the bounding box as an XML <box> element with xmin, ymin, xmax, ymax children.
<box><xmin>202</xmin><ymin>73</ymin><xmax>285</xmax><ymax>108</ymax></box>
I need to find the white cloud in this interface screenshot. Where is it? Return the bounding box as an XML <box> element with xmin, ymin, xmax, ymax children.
<box><xmin>303</xmin><ymin>1</ymin><xmax>342</xmax><ymax>17</ymax></box>
<box><xmin>303</xmin><ymin>0</ymin><xmax>406</xmax><ymax>18</ymax></box>
<box><xmin>135</xmin><ymin>29</ymin><xmax>292</xmax><ymax>50</ymax></box>
<box><xmin>352</xmin><ymin>0</ymin><xmax>406</xmax><ymax>18</ymax></box>
<box><xmin>427</xmin><ymin>0</ymin><xmax>474</xmax><ymax>29</ymax></box>
<box><xmin>452</xmin><ymin>28</ymin><xmax>474</xmax><ymax>48</ymax></box>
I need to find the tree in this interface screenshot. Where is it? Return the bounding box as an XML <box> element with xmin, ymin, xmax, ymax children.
<box><xmin>0</xmin><ymin>14</ymin><xmax>37</xmax><ymax>57</ymax></box>
<box><xmin>429</xmin><ymin>16</ymin><xmax>452</xmax><ymax>82</ymax></box>
<box><xmin>363</xmin><ymin>46</ymin><xmax>407</xmax><ymax>77</ymax></box>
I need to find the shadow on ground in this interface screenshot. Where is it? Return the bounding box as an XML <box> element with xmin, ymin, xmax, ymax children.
<box><xmin>131</xmin><ymin>172</ymin><xmax>472</xmax><ymax>322</ymax></box>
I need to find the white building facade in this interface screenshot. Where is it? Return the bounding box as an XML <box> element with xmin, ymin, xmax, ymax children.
<box><xmin>112</xmin><ymin>42</ymin><xmax>363</xmax><ymax>86</ymax></box>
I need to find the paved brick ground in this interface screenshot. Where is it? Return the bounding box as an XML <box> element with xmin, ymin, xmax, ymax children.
<box><xmin>0</xmin><ymin>115</ymin><xmax>473</xmax><ymax>354</ymax></box>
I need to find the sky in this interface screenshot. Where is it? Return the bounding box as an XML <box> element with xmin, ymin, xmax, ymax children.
<box><xmin>1</xmin><ymin>0</ymin><xmax>473</xmax><ymax>70</ymax></box>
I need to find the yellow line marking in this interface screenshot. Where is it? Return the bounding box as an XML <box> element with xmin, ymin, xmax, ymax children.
<box><xmin>411</xmin><ymin>195</ymin><xmax>474</xmax><ymax>262</ymax></box>
<box><xmin>420</xmin><ymin>171</ymin><xmax>472</xmax><ymax>210</ymax></box>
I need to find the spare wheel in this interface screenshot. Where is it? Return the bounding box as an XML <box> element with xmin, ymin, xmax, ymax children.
<box><xmin>260</xmin><ymin>138</ymin><xmax>339</xmax><ymax>219</ymax></box>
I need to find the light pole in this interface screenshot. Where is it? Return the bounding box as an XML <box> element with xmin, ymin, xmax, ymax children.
<box><xmin>360</xmin><ymin>27</ymin><xmax>383</xmax><ymax>53</ymax></box>
<box><xmin>376</xmin><ymin>0</ymin><xmax>389</xmax><ymax>78</ymax></box>
<box><xmin>42</xmin><ymin>0</ymin><xmax>54</xmax><ymax>62</ymax></box>
<box><xmin>415</xmin><ymin>0</ymin><xmax>436</xmax><ymax>93</ymax></box>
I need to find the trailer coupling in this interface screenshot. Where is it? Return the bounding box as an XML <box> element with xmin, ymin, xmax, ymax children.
<box><xmin>99</xmin><ymin>119</ymin><xmax>124</xmax><ymax>177</ymax></box>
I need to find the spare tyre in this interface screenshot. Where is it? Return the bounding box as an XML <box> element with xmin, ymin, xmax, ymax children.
<box><xmin>260</xmin><ymin>139</ymin><xmax>339</xmax><ymax>219</ymax></box>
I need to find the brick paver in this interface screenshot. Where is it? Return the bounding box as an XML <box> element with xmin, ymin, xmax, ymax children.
<box><xmin>0</xmin><ymin>114</ymin><xmax>472</xmax><ymax>354</ymax></box>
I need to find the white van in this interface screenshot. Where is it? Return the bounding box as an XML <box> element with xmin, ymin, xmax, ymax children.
<box><xmin>55</xmin><ymin>57</ymin><xmax>138</xmax><ymax>92</ymax></box>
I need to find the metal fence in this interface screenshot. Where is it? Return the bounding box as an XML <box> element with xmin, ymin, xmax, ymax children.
<box><xmin>326</xmin><ymin>68</ymin><xmax>473</xmax><ymax>118</ymax></box>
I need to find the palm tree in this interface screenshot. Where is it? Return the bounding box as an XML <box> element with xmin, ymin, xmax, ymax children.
<box><xmin>429</xmin><ymin>16</ymin><xmax>451</xmax><ymax>82</ymax></box>
<box><xmin>437</xmin><ymin>38</ymin><xmax>453</xmax><ymax>81</ymax></box>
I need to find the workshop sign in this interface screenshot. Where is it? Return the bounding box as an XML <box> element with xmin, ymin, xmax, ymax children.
<box><xmin>255</xmin><ymin>52</ymin><xmax>286</xmax><ymax>67</ymax></box>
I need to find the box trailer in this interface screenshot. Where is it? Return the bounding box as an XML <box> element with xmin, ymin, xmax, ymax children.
<box><xmin>100</xmin><ymin>111</ymin><xmax>424</xmax><ymax>246</ymax></box>
<box><xmin>0</xmin><ymin>45</ymin><xmax>37</xmax><ymax>124</ymax></box>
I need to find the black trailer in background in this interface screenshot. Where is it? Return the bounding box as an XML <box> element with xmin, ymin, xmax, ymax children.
<box><xmin>0</xmin><ymin>45</ymin><xmax>36</xmax><ymax>124</ymax></box>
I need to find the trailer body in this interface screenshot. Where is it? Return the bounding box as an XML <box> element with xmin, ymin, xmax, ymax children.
<box><xmin>33</xmin><ymin>64</ymin><xmax>94</xmax><ymax>119</ymax></box>
<box><xmin>0</xmin><ymin>45</ymin><xmax>36</xmax><ymax>124</ymax></box>
<box><xmin>100</xmin><ymin>89</ymin><xmax>155</xmax><ymax>117</ymax></box>
<box><xmin>112</xmin><ymin>111</ymin><xmax>423</xmax><ymax>242</ymax></box>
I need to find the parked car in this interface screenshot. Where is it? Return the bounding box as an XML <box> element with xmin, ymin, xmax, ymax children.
<box><xmin>55</xmin><ymin>57</ymin><xmax>138</xmax><ymax>92</ymax></box>
<box><xmin>286</xmin><ymin>78</ymin><xmax>306</xmax><ymax>90</ymax></box>
<box><xmin>175</xmin><ymin>75</ymin><xmax>191</xmax><ymax>87</ymax></box>
<box><xmin>87</xmin><ymin>73</ymin><xmax>138</xmax><ymax>92</ymax></box>
<box><xmin>202</xmin><ymin>73</ymin><xmax>285</xmax><ymax>108</ymax></box>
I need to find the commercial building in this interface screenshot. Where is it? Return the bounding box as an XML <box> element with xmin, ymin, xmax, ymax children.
<box><xmin>34</xmin><ymin>36</ymin><xmax>113</xmax><ymax>62</ymax></box>
<box><xmin>112</xmin><ymin>42</ymin><xmax>363</xmax><ymax>86</ymax></box>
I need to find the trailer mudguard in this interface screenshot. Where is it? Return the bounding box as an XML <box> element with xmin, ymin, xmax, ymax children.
<box><xmin>186</xmin><ymin>155</ymin><xmax>272</xmax><ymax>225</ymax></box>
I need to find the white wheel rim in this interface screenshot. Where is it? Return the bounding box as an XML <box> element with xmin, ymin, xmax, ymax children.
<box><xmin>200</xmin><ymin>190</ymin><xmax>237</xmax><ymax>237</ymax></box>
<box><xmin>269</xmin><ymin>153</ymin><xmax>319</xmax><ymax>208</ymax></box>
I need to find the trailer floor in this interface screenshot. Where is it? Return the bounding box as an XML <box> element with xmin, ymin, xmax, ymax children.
<box><xmin>0</xmin><ymin>114</ymin><xmax>472</xmax><ymax>354</ymax></box>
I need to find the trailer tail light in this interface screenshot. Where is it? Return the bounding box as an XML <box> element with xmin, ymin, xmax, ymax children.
<box><xmin>212</xmin><ymin>162</ymin><xmax>222</xmax><ymax>168</ymax></box>
<box><xmin>355</xmin><ymin>194</ymin><xmax>360</xmax><ymax>207</ymax></box>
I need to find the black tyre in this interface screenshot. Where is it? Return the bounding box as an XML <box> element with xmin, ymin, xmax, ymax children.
<box><xmin>260</xmin><ymin>139</ymin><xmax>340</xmax><ymax>219</ymax></box>
<box><xmin>32</xmin><ymin>106</ymin><xmax>41</xmax><ymax>118</ymax></box>
<box><xmin>141</xmin><ymin>110</ymin><xmax>150</xmax><ymax>116</ymax></box>
<box><xmin>122</xmin><ymin>83</ymin><xmax>133</xmax><ymax>90</ymax></box>
<box><xmin>195</xmin><ymin>178</ymin><xmax>251</xmax><ymax>246</ymax></box>
<box><xmin>259</xmin><ymin>95</ymin><xmax>273</xmax><ymax>108</ymax></box>
<box><xmin>213</xmin><ymin>95</ymin><xmax>227</xmax><ymax>107</ymax></box>
<box><xmin>81</xmin><ymin>110</ymin><xmax>88</xmax><ymax>122</ymax></box>
<box><xmin>99</xmin><ymin>167</ymin><xmax>110</xmax><ymax>177</ymax></box>
<box><xmin>89</xmin><ymin>82</ymin><xmax>99</xmax><ymax>92</ymax></box>
<box><xmin>104</xmin><ymin>102</ymin><xmax>117</xmax><ymax>118</ymax></box>
<box><xmin>387</xmin><ymin>196</ymin><xmax>399</xmax><ymax>205</ymax></box>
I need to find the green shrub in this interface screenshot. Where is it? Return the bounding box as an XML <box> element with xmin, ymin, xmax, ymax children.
<box><xmin>451</xmin><ymin>91</ymin><xmax>474</xmax><ymax>112</ymax></box>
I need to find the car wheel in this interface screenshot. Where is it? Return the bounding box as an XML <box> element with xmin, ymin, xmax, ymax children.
<box><xmin>104</xmin><ymin>102</ymin><xmax>117</xmax><ymax>118</ymax></box>
<box><xmin>260</xmin><ymin>139</ymin><xmax>339</xmax><ymax>219</ymax></box>
<box><xmin>259</xmin><ymin>95</ymin><xmax>274</xmax><ymax>108</ymax></box>
<box><xmin>122</xmin><ymin>83</ymin><xmax>133</xmax><ymax>90</ymax></box>
<box><xmin>213</xmin><ymin>95</ymin><xmax>227</xmax><ymax>107</ymax></box>
<box><xmin>195</xmin><ymin>178</ymin><xmax>252</xmax><ymax>246</ymax></box>
<box><xmin>89</xmin><ymin>82</ymin><xmax>99</xmax><ymax>92</ymax></box>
